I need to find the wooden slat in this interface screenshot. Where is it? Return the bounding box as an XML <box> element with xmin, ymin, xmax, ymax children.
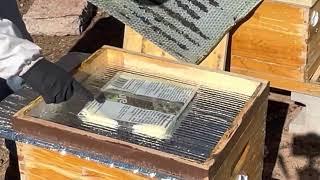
<box><xmin>87</xmin><ymin>46</ymin><xmax>262</xmax><ymax>96</ymax></box>
<box><xmin>231</xmin><ymin>0</ymin><xmax>308</xmax><ymax>68</ymax></box>
<box><xmin>232</xmin><ymin>55</ymin><xmax>304</xmax><ymax>80</ymax></box>
<box><xmin>17</xmin><ymin>142</ymin><xmax>149</xmax><ymax>180</ymax></box>
<box><xmin>199</xmin><ymin>34</ymin><xmax>229</xmax><ymax>71</ymax></box>
<box><xmin>123</xmin><ymin>26</ymin><xmax>229</xmax><ymax>70</ymax></box>
<box><xmin>232</xmin><ymin>66</ymin><xmax>320</xmax><ymax>96</ymax></box>
<box><xmin>123</xmin><ymin>26</ymin><xmax>143</xmax><ymax>53</ymax></box>
<box><xmin>141</xmin><ymin>37</ymin><xmax>176</xmax><ymax>60</ymax></box>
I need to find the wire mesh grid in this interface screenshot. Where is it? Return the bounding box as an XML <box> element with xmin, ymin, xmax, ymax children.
<box><xmin>89</xmin><ymin>0</ymin><xmax>261</xmax><ymax>63</ymax></box>
<box><xmin>28</xmin><ymin>65</ymin><xmax>251</xmax><ymax>163</ymax></box>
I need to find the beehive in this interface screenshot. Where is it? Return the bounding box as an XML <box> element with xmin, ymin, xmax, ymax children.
<box><xmin>13</xmin><ymin>46</ymin><xmax>268</xmax><ymax>179</ymax></box>
<box><xmin>231</xmin><ymin>0</ymin><xmax>320</xmax><ymax>95</ymax></box>
<box><xmin>121</xmin><ymin>1</ymin><xmax>320</xmax><ymax>96</ymax></box>
<box><xmin>124</xmin><ymin>26</ymin><xmax>229</xmax><ymax>70</ymax></box>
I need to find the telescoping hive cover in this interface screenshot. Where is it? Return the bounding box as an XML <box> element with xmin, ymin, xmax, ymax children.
<box><xmin>89</xmin><ymin>0</ymin><xmax>261</xmax><ymax>64</ymax></box>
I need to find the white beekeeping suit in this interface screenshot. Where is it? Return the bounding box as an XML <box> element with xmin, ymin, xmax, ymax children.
<box><xmin>0</xmin><ymin>0</ymin><xmax>93</xmax><ymax>103</ymax></box>
<box><xmin>0</xmin><ymin>0</ymin><xmax>41</xmax><ymax>91</ymax></box>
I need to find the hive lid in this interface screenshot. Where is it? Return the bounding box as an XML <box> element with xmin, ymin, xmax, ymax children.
<box><xmin>88</xmin><ymin>0</ymin><xmax>261</xmax><ymax>64</ymax></box>
<box><xmin>13</xmin><ymin>46</ymin><xmax>267</xmax><ymax>179</ymax></box>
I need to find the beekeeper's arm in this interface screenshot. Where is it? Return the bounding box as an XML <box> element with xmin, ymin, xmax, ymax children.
<box><xmin>0</xmin><ymin>0</ymin><xmax>93</xmax><ymax>103</ymax></box>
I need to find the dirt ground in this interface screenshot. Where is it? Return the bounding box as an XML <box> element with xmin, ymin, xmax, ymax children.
<box><xmin>17</xmin><ymin>0</ymin><xmax>80</xmax><ymax>62</ymax></box>
<box><xmin>264</xmin><ymin>93</ymin><xmax>320</xmax><ymax>180</ymax></box>
<box><xmin>2</xmin><ymin>0</ymin><xmax>319</xmax><ymax>179</ymax></box>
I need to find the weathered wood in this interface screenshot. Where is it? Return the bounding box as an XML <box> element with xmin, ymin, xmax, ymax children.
<box><xmin>17</xmin><ymin>142</ymin><xmax>149</xmax><ymax>180</ymax></box>
<box><xmin>123</xmin><ymin>26</ymin><xmax>229</xmax><ymax>70</ymax></box>
<box><xmin>211</xmin><ymin>101</ymin><xmax>267</xmax><ymax>179</ymax></box>
<box><xmin>311</xmin><ymin>65</ymin><xmax>320</xmax><ymax>82</ymax></box>
<box><xmin>232</xmin><ymin>67</ymin><xmax>320</xmax><ymax>95</ymax></box>
<box><xmin>306</xmin><ymin>0</ymin><xmax>320</xmax><ymax>79</ymax></box>
<box><xmin>14</xmin><ymin>46</ymin><xmax>268</xmax><ymax>179</ymax></box>
<box><xmin>231</xmin><ymin>0</ymin><xmax>320</xmax><ymax>95</ymax></box>
<box><xmin>231</xmin><ymin>55</ymin><xmax>303</xmax><ymax>80</ymax></box>
<box><xmin>231</xmin><ymin>0</ymin><xmax>308</xmax><ymax>81</ymax></box>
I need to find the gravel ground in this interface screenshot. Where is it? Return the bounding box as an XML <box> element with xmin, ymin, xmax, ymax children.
<box><xmin>1</xmin><ymin>1</ymin><xmax>318</xmax><ymax>180</ymax></box>
<box><xmin>18</xmin><ymin>0</ymin><xmax>80</xmax><ymax>62</ymax></box>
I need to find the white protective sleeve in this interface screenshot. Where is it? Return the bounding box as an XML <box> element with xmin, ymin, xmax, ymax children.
<box><xmin>0</xmin><ymin>0</ymin><xmax>42</xmax><ymax>90</ymax></box>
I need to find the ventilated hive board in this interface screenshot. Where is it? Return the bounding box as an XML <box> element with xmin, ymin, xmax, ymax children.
<box><xmin>13</xmin><ymin>46</ymin><xmax>269</xmax><ymax>179</ymax></box>
<box><xmin>88</xmin><ymin>0</ymin><xmax>261</xmax><ymax>64</ymax></box>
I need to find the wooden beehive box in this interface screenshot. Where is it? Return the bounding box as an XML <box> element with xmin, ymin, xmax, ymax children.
<box><xmin>13</xmin><ymin>46</ymin><xmax>269</xmax><ymax>179</ymax></box>
<box><xmin>122</xmin><ymin>1</ymin><xmax>320</xmax><ymax>96</ymax></box>
<box><xmin>16</xmin><ymin>142</ymin><xmax>150</xmax><ymax>179</ymax></box>
<box><xmin>124</xmin><ymin>27</ymin><xmax>229</xmax><ymax>71</ymax></box>
<box><xmin>231</xmin><ymin>0</ymin><xmax>320</xmax><ymax>95</ymax></box>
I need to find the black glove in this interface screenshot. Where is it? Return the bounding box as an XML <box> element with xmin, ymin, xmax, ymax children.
<box><xmin>21</xmin><ymin>59</ymin><xmax>94</xmax><ymax>104</ymax></box>
<box><xmin>0</xmin><ymin>78</ymin><xmax>13</xmax><ymax>101</ymax></box>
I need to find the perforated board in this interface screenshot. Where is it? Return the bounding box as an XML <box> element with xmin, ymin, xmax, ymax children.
<box><xmin>89</xmin><ymin>0</ymin><xmax>261</xmax><ymax>64</ymax></box>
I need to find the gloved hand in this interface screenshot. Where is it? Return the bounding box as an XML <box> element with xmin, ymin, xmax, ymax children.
<box><xmin>0</xmin><ymin>78</ymin><xmax>13</xmax><ymax>101</ymax></box>
<box><xmin>21</xmin><ymin>59</ymin><xmax>94</xmax><ymax>104</ymax></box>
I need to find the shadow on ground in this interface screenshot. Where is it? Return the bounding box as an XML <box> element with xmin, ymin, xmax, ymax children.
<box><xmin>263</xmin><ymin>98</ymin><xmax>320</xmax><ymax>180</ymax></box>
<box><xmin>263</xmin><ymin>100</ymin><xmax>288</xmax><ymax>180</ymax></box>
<box><xmin>292</xmin><ymin>134</ymin><xmax>320</xmax><ymax>180</ymax></box>
<box><xmin>70</xmin><ymin>17</ymin><xmax>125</xmax><ymax>53</ymax></box>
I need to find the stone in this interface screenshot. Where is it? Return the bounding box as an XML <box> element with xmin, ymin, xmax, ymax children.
<box><xmin>23</xmin><ymin>0</ymin><xmax>95</xmax><ymax>36</ymax></box>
